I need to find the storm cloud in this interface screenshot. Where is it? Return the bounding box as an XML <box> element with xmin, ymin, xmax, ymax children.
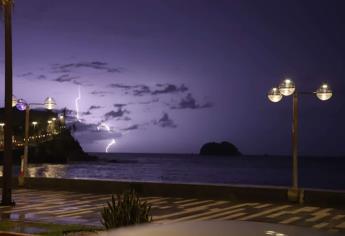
<box><xmin>171</xmin><ymin>94</ymin><xmax>213</xmax><ymax>110</ymax></box>
<box><xmin>109</xmin><ymin>83</ymin><xmax>189</xmax><ymax>96</ymax></box>
<box><xmin>153</xmin><ymin>113</ymin><xmax>177</xmax><ymax>128</ymax></box>
<box><xmin>104</xmin><ymin>107</ymin><xmax>130</xmax><ymax>120</ymax></box>
<box><xmin>52</xmin><ymin>61</ymin><xmax>123</xmax><ymax>74</ymax></box>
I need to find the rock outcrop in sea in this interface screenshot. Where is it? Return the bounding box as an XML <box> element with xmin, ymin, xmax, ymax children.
<box><xmin>199</xmin><ymin>141</ymin><xmax>241</xmax><ymax>156</ymax></box>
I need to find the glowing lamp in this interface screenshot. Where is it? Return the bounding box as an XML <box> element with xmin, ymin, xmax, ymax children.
<box><xmin>316</xmin><ymin>83</ymin><xmax>332</xmax><ymax>101</ymax></box>
<box><xmin>268</xmin><ymin>87</ymin><xmax>283</xmax><ymax>103</ymax></box>
<box><xmin>12</xmin><ymin>95</ymin><xmax>17</xmax><ymax>107</ymax></box>
<box><xmin>279</xmin><ymin>78</ymin><xmax>295</xmax><ymax>96</ymax></box>
<box><xmin>47</xmin><ymin>120</ymin><xmax>52</xmax><ymax>124</ymax></box>
<box><xmin>16</xmin><ymin>99</ymin><xmax>28</xmax><ymax>111</ymax></box>
<box><xmin>44</xmin><ymin>97</ymin><xmax>56</xmax><ymax>110</ymax></box>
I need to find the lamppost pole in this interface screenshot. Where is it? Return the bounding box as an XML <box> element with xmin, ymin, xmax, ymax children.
<box><xmin>292</xmin><ymin>92</ymin><xmax>298</xmax><ymax>190</ymax></box>
<box><xmin>1</xmin><ymin>0</ymin><xmax>14</xmax><ymax>206</ymax></box>
<box><xmin>18</xmin><ymin>106</ymin><xmax>30</xmax><ymax>186</ymax></box>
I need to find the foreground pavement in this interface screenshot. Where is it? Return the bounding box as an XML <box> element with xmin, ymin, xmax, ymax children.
<box><xmin>0</xmin><ymin>188</ymin><xmax>345</xmax><ymax>234</ymax></box>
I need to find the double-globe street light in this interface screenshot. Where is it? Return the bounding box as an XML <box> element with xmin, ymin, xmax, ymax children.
<box><xmin>267</xmin><ymin>78</ymin><xmax>332</xmax><ymax>202</ymax></box>
<box><xmin>12</xmin><ymin>96</ymin><xmax>56</xmax><ymax>186</ymax></box>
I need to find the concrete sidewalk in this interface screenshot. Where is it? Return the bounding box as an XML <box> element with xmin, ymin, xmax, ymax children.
<box><xmin>1</xmin><ymin>188</ymin><xmax>345</xmax><ymax>233</ymax></box>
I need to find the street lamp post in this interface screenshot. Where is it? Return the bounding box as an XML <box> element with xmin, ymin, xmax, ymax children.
<box><xmin>0</xmin><ymin>123</ymin><xmax>4</xmax><ymax>149</ymax></box>
<box><xmin>1</xmin><ymin>0</ymin><xmax>14</xmax><ymax>206</ymax></box>
<box><xmin>13</xmin><ymin>97</ymin><xmax>56</xmax><ymax>186</ymax></box>
<box><xmin>267</xmin><ymin>79</ymin><xmax>333</xmax><ymax>202</ymax></box>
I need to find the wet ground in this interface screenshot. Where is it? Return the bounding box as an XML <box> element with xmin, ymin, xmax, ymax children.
<box><xmin>1</xmin><ymin>188</ymin><xmax>345</xmax><ymax>234</ymax></box>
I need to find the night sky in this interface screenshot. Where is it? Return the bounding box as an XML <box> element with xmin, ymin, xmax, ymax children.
<box><xmin>0</xmin><ymin>0</ymin><xmax>344</xmax><ymax>155</ymax></box>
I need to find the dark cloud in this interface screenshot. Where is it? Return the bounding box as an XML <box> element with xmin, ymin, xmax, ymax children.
<box><xmin>109</xmin><ymin>83</ymin><xmax>134</xmax><ymax>89</ymax></box>
<box><xmin>89</xmin><ymin>105</ymin><xmax>102</xmax><ymax>110</ymax></box>
<box><xmin>153</xmin><ymin>113</ymin><xmax>177</xmax><ymax>128</ymax></box>
<box><xmin>171</xmin><ymin>93</ymin><xmax>213</xmax><ymax>110</ymax></box>
<box><xmin>114</xmin><ymin>103</ymin><xmax>127</xmax><ymax>108</ymax></box>
<box><xmin>82</xmin><ymin>105</ymin><xmax>103</xmax><ymax>115</ymax></box>
<box><xmin>138</xmin><ymin>98</ymin><xmax>159</xmax><ymax>104</ymax></box>
<box><xmin>90</xmin><ymin>90</ymin><xmax>114</xmax><ymax>97</ymax></box>
<box><xmin>109</xmin><ymin>83</ymin><xmax>188</xmax><ymax>96</ymax></box>
<box><xmin>37</xmin><ymin>74</ymin><xmax>47</xmax><ymax>80</ymax></box>
<box><xmin>133</xmin><ymin>85</ymin><xmax>151</xmax><ymax>96</ymax></box>
<box><xmin>72</xmin><ymin>80</ymin><xmax>85</xmax><ymax>86</ymax></box>
<box><xmin>52</xmin><ymin>61</ymin><xmax>123</xmax><ymax>74</ymax></box>
<box><xmin>121</xmin><ymin>124</ymin><xmax>139</xmax><ymax>131</ymax></box>
<box><xmin>104</xmin><ymin>107</ymin><xmax>130</xmax><ymax>120</ymax></box>
<box><xmin>109</xmin><ymin>83</ymin><xmax>150</xmax><ymax>96</ymax></box>
<box><xmin>152</xmin><ymin>84</ymin><xmax>188</xmax><ymax>95</ymax></box>
<box><xmin>120</xmin><ymin>116</ymin><xmax>131</xmax><ymax>121</ymax></box>
<box><xmin>82</xmin><ymin>111</ymin><xmax>92</xmax><ymax>116</ymax></box>
<box><xmin>18</xmin><ymin>72</ymin><xmax>33</xmax><ymax>77</ymax></box>
<box><xmin>54</xmin><ymin>74</ymin><xmax>80</xmax><ymax>83</ymax></box>
<box><xmin>20</xmin><ymin>70</ymin><xmax>90</xmax><ymax>86</ymax></box>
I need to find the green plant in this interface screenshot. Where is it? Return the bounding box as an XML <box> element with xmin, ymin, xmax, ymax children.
<box><xmin>100</xmin><ymin>190</ymin><xmax>152</xmax><ymax>230</ymax></box>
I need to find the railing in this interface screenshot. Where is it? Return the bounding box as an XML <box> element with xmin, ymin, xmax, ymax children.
<box><xmin>0</xmin><ymin>131</ymin><xmax>60</xmax><ymax>150</ymax></box>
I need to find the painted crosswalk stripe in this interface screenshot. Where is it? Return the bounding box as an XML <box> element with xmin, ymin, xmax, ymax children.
<box><xmin>221</xmin><ymin>212</ymin><xmax>248</xmax><ymax>220</ymax></box>
<box><xmin>268</xmin><ymin>206</ymin><xmax>319</xmax><ymax>218</ymax></box>
<box><xmin>56</xmin><ymin>210</ymin><xmax>95</xmax><ymax>218</ymax></box>
<box><xmin>306</xmin><ymin>209</ymin><xmax>332</xmax><ymax>222</ymax></box>
<box><xmin>313</xmin><ymin>222</ymin><xmax>329</xmax><ymax>229</ymax></box>
<box><xmin>154</xmin><ymin>201</ymin><xmax>233</xmax><ymax>221</ymax></box>
<box><xmin>333</xmin><ymin>215</ymin><xmax>345</xmax><ymax>220</ymax></box>
<box><xmin>254</xmin><ymin>203</ymin><xmax>272</xmax><ymax>209</ymax></box>
<box><xmin>238</xmin><ymin>205</ymin><xmax>292</xmax><ymax>221</ymax></box>
<box><xmin>179</xmin><ymin>200</ymin><xmax>214</xmax><ymax>208</ymax></box>
<box><xmin>280</xmin><ymin>216</ymin><xmax>301</xmax><ymax>224</ymax></box>
<box><xmin>166</xmin><ymin>207</ymin><xmax>245</xmax><ymax>223</ymax></box>
<box><xmin>173</xmin><ymin>199</ymin><xmax>199</xmax><ymax>204</ymax></box>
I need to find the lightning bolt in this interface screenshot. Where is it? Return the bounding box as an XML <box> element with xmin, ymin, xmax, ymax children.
<box><xmin>98</xmin><ymin>122</ymin><xmax>116</xmax><ymax>153</ymax></box>
<box><xmin>97</xmin><ymin>123</ymin><xmax>111</xmax><ymax>132</ymax></box>
<box><xmin>75</xmin><ymin>86</ymin><xmax>81</xmax><ymax>122</ymax></box>
<box><xmin>105</xmin><ymin>139</ymin><xmax>116</xmax><ymax>153</ymax></box>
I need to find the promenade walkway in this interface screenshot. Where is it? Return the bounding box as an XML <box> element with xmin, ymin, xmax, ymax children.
<box><xmin>1</xmin><ymin>188</ymin><xmax>345</xmax><ymax>233</ymax></box>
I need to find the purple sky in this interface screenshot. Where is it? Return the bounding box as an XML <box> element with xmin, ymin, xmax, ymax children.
<box><xmin>0</xmin><ymin>0</ymin><xmax>344</xmax><ymax>155</ymax></box>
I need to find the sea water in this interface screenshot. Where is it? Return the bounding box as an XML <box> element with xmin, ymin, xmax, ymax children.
<box><xmin>4</xmin><ymin>153</ymin><xmax>345</xmax><ymax>190</ymax></box>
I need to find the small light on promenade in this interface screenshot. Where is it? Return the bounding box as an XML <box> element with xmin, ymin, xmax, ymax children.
<box><xmin>12</xmin><ymin>95</ymin><xmax>17</xmax><ymax>107</ymax></box>
<box><xmin>267</xmin><ymin>78</ymin><xmax>333</xmax><ymax>202</ymax></box>
<box><xmin>32</xmin><ymin>121</ymin><xmax>38</xmax><ymax>128</ymax></box>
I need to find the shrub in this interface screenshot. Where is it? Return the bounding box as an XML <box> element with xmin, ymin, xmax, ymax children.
<box><xmin>100</xmin><ymin>190</ymin><xmax>152</xmax><ymax>230</ymax></box>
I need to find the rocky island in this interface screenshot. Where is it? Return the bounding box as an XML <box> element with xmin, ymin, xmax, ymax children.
<box><xmin>200</xmin><ymin>141</ymin><xmax>241</xmax><ymax>156</ymax></box>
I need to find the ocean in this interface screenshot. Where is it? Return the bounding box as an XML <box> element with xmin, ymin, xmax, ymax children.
<box><xmin>5</xmin><ymin>153</ymin><xmax>345</xmax><ymax>190</ymax></box>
